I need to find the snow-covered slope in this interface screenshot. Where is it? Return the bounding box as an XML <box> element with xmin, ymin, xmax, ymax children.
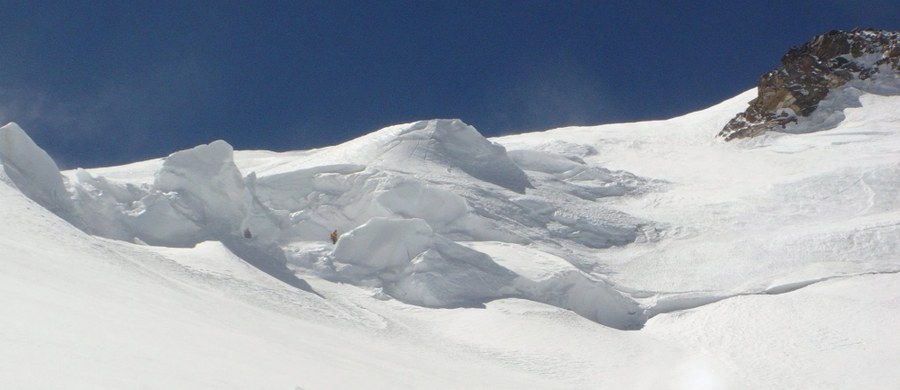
<box><xmin>497</xmin><ymin>91</ymin><xmax>900</xmax><ymax>304</ymax></box>
<box><xmin>0</xmin><ymin>173</ymin><xmax>562</xmax><ymax>389</ymax></box>
<box><xmin>3</xmin><ymin>85</ymin><xmax>900</xmax><ymax>388</ymax></box>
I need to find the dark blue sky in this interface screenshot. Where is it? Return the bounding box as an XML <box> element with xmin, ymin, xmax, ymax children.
<box><xmin>1</xmin><ymin>1</ymin><xmax>898</xmax><ymax>168</ymax></box>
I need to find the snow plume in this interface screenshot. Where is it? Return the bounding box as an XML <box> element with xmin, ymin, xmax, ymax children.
<box><xmin>488</xmin><ymin>54</ymin><xmax>620</xmax><ymax>133</ymax></box>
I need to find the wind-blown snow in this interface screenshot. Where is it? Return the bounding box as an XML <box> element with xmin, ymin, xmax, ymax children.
<box><xmin>4</xmin><ymin>85</ymin><xmax>900</xmax><ymax>388</ymax></box>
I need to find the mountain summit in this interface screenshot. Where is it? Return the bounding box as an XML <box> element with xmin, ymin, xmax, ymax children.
<box><xmin>720</xmin><ymin>29</ymin><xmax>900</xmax><ymax>140</ymax></box>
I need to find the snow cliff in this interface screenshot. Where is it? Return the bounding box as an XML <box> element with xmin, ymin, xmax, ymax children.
<box><xmin>0</xmin><ymin>123</ymin><xmax>76</xmax><ymax>221</ymax></box>
<box><xmin>4</xmin><ymin>74</ymin><xmax>900</xmax><ymax>388</ymax></box>
<box><xmin>2</xmin><ymin>118</ymin><xmax>652</xmax><ymax>328</ymax></box>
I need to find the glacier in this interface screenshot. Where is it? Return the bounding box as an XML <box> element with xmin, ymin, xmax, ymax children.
<box><xmin>2</xmin><ymin>87</ymin><xmax>900</xmax><ymax>388</ymax></box>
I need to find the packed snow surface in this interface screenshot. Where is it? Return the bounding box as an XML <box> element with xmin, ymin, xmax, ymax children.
<box><xmin>3</xmin><ymin>87</ymin><xmax>900</xmax><ymax>389</ymax></box>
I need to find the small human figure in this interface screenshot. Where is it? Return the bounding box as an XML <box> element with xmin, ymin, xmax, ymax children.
<box><xmin>330</xmin><ymin>229</ymin><xmax>338</xmax><ymax>244</ymax></box>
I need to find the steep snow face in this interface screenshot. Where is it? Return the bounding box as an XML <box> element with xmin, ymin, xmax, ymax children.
<box><xmin>333</xmin><ymin>217</ymin><xmax>436</xmax><ymax>270</ymax></box>
<box><xmin>0</xmin><ymin>118</ymin><xmax>648</xmax><ymax>328</ymax></box>
<box><xmin>57</xmin><ymin>138</ymin><xmax>310</xmax><ymax>290</ymax></box>
<box><xmin>299</xmin><ymin>119</ymin><xmax>531</xmax><ymax>193</ymax></box>
<box><xmin>332</xmin><ymin>217</ymin><xmax>518</xmax><ymax>308</ymax></box>
<box><xmin>154</xmin><ymin>140</ymin><xmax>247</xmax><ymax>229</ymax></box>
<box><xmin>0</xmin><ymin>177</ymin><xmax>566</xmax><ymax>389</ymax></box>
<box><xmin>0</xmin><ymin>123</ymin><xmax>75</xmax><ymax>219</ymax></box>
<box><xmin>239</xmin><ymin>120</ymin><xmax>539</xmax><ymax>243</ymax></box>
<box><xmin>239</xmin><ymin>119</ymin><xmax>646</xmax><ymax>251</ymax></box>
<box><xmin>8</xmin><ymin>83</ymin><xmax>899</xmax><ymax>329</ymax></box>
<box><xmin>410</xmin><ymin>119</ymin><xmax>532</xmax><ymax>193</ymax></box>
<box><xmin>326</xmin><ymin>217</ymin><xmax>644</xmax><ymax>326</ymax></box>
<box><xmin>374</xmin><ymin>179</ymin><xmax>470</xmax><ymax>226</ymax></box>
<box><xmin>68</xmin><ymin>139</ymin><xmax>282</xmax><ymax>248</ymax></box>
<box><xmin>5</xmin><ymin>82</ymin><xmax>900</xmax><ymax>388</ymax></box>
<box><xmin>153</xmin><ymin>140</ymin><xmax>281</xmax><ymax>244</ymax></box>
<box><xmin>467</xmin><ymin>241</ymin><xmax>645</xmax><ymax>329</ymax></box>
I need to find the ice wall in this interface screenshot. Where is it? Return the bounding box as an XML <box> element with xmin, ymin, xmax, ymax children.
<box><xmin>0</xmin><ymin>123</ymin><xmax>76</xmax><ymax>220</ymax></box>
<box><xmin>2</xmin><ymin>120</ymin><xmax>652</xmax><ymax>328</ymax></box>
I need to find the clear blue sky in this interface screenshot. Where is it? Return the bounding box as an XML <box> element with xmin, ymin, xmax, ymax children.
<box><xmin>1</xmin><ymin>1</ymin><xmax>898</xmax><ymax>168</ymax></box>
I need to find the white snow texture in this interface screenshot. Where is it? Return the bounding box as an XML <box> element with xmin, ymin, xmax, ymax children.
<box><xmin>2</xmin><ymin>85</ymin><xmax>900</xmax><ymax>389</ymax></box>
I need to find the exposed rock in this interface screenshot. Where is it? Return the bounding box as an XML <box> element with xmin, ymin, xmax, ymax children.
<box><xmin>720</xmin><ymin>29</ymin><xmax>900</xmax><ymax>140</ymax></box>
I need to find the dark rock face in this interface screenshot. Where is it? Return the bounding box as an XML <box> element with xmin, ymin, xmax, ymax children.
<box><xmin>720</xmin><ymin>29</ymin><xmax>900</xmax><ymax>140</ymax></box>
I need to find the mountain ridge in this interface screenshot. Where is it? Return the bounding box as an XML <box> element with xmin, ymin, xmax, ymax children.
<box><xmin>720</xmin><ymin>28</ymin><xmax>900</xmax><ymax>140</ymax></box>
<box><xmin>3</xmin><ymin>30</ymin><xmax>900</xmax><ymax>388</ymax></box>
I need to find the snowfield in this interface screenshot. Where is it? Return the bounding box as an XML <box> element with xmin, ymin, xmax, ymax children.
<box><xmin>2</xmin><ymin>87</ymin><xmax>899</xmax><ymax>389</ymax></box>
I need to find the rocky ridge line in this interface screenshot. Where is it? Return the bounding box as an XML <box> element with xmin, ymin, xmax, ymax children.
<box><xmin>720</xmin><ymin>29</ymin><xmax>900</xmax><ymax>140</ymax></box>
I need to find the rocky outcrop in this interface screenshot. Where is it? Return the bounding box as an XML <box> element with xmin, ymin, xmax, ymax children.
<box><xmin>720</xmin><ymin>29</ymin><xmax>900</xmax><ymax>140</ymax></box>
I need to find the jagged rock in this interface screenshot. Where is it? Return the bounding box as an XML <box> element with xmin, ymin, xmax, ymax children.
<box><xmin>720</xmin><ymin>29</ymin><xmax>900</xmax><ymax>140</ymax></box>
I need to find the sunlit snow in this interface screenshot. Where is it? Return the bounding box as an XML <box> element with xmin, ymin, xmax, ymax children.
<box><xmin>2</xmin><ymin>87</ymin><xmax>899</xmax><ymax>389</ymax></box>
